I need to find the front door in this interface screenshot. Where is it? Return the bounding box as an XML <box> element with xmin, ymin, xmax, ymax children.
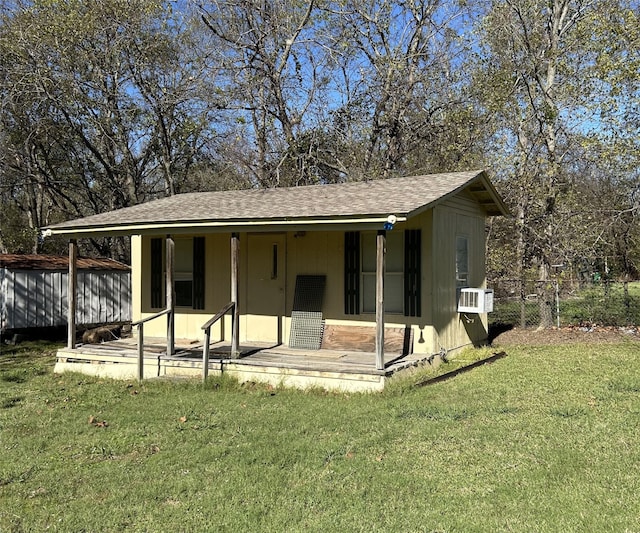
<box><xmin>246</xmin><ymin>234</ymin><xmax>286</xmax><ymax>343</ymax></box>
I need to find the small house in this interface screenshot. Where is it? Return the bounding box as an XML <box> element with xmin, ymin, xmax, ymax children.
<box><xmin>43</xmin><ymin>170</ymin><xmax>507</xmax><ymax>391</ymax></box>
<box><xmin>0</xmin><ymin>254</ymin><xmax>131</xmax><ymax>336</ymax></box>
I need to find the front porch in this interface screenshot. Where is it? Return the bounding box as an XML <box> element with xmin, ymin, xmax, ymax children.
<box><xmin>54</xmin><ymin>337</ymin><xmax>439</xmax><ymax>392</ymax></box>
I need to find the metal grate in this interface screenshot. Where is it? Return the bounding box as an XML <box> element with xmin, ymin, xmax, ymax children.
<box><xmin>292</xmin><ymin>275</ymin><xmax>326</xmax><ymax>312</ymax></box>
<box><xmin>289</xmin><ymin>275</ymin><xmax>326</xmax><ymax>350</ymax></box>
<box><xmin>289</xmin><ymin>311</ymin><xmax>325</xmax><ymax>350</ymax></box>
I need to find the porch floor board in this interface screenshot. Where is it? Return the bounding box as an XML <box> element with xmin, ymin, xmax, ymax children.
<box><xmin>54</xmin><ymin>337</ymin><xmax>434</xmax><ymax>392</ymax></box>
<box><xmin>60</xmin><ymin>337</ymin><xmax>431</xmax><ymax>377</ymax></box>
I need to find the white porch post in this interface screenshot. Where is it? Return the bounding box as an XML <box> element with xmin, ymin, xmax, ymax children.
<box><xmin>166</xmin><ymin>234</ymin><xmax>175</xmax><ymax>356</ymax></box>
<box><xmin>375</xmin><ymin>230</ymin><xmax>386</xmax><ymax>370</ymax></box>
<box><xmin>67</xmin><ymin>239</ymin><xmax>77</xmax><ymax>349</ymax></box>
<box><xmin>231</xmin><ymin>232</ymin><xmax>240</xmax><ymax>358</ymax></box>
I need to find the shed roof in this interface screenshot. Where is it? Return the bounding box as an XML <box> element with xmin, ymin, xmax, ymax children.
<box><xmin>44</xmin><ymin>170</ymin><xmax>507</xmax><ymax>237</ymax></box>
<box><xmin>0</xmin><ymin>254</ymin><xmax>130</xmax><ymax>271</ymax></box>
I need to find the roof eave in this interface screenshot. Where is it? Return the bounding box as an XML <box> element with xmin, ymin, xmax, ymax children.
<box><xmin>469</xmin><ymin>171</ymin><xmax>510</xmax><ymax>216</ymax></box>
<box><xmin>406</xmin><ymin>170</ymin><xmax>509</xmax><ymax>219</ymax></box>
<box><xmin>43</xmin><ymin>214</ymin><xmax>410</xmax><ymax>238</ymax></box>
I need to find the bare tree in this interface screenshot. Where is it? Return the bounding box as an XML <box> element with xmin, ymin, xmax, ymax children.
<box><xmin>0</xmin><ymin>0</ymin><xmax>218</xmax><ymax>257</ymax></box>
<box><xmin>479</xmin><ymin>0</ymin><xmax>605</xmax><ymax>325</ymax></box>
<box><xmin>324</xmin><ymin>0</ymin><xmax>482</xmax><ymax>180</ymax></box>
<box><xmin>199</xmin><ymin>0</ymin><xmax>333</xmax><ymax>186</ymax></box>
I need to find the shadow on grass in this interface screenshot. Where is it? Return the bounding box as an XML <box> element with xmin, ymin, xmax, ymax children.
<box><xmin>1</xmin><ymin>396</ymin><xmax>24</xmax><ymax>409</ymax></box>
<box><xmin>0</xmin><ymin>341</ymin><xmax>60</xmax><ymax>381</ymax></box>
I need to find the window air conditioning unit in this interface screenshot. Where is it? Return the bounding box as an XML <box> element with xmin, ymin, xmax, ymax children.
<box><xmin>458</xmin><ymin>288</ymin><xmax>494</xmax><ymax>313</ymax></box>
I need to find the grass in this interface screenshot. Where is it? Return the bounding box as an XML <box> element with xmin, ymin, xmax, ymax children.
<box><xmin>2</xmin><ymin>340</ymin><xmax>640</xmax><ymax>532</ymax></box>
<box><xmin>561</xmin><ymin>282</ymin><xmax>640</xmax><ymax>326</ymax></box>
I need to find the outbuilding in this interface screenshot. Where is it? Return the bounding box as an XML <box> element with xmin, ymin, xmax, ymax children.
<box><xmin>43</xmin><ymin>170</ymin><xmax>507</xmax><ymax>391</ymax></box>
<box><xmin>0</xmin><ymin>254</ymin><xmax>131</xmax><ymax>338</ymax></box>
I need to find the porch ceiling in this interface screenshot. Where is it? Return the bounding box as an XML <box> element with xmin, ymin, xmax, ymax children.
<box><xmin>43</xmin><ymin>170</ymin><xmax>508</xmax><ymax>237</ymax></box>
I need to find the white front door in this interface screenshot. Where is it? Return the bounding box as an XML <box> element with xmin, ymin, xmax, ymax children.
<box><xmin>246</xmin><ymin>234</ymin><xmax>286</xmax><ymax>343</ymax></box>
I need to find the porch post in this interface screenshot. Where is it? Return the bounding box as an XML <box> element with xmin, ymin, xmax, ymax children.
<box><xmin>166</xmin><ymin>234</ymin><xmax>175</xmax><ymax>356</ymax></box>
<box><xmin>375</xmin><ymin>230</ymin><xmax>386</xmax><ymax>370</ymax></box>
<box><xmin>67</xmin><ymin>239</ymin><xmax>78</xmax><ymax>349</ymax></box>
<box><xmin>231</xmin><ymin>232</ymin><xmax>240</xmax><ymax>357</ymax></box>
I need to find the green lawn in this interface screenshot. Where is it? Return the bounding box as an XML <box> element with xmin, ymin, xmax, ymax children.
<box><xmin>2</xmin><ymin>339</ymin><xmax>640</xmax><ymax>532</ymax></box>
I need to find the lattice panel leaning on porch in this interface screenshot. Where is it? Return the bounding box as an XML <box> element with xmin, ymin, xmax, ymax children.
<box><xmin>288</xmin><ymin>275</ymin><xmax>326</xmax><ymax>350</ymax></box>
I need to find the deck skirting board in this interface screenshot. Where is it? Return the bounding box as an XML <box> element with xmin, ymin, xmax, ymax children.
<box><xmin>54</xmin><ymin>341</ymin><xmax>438</xmax><ymax>392</ymax></box>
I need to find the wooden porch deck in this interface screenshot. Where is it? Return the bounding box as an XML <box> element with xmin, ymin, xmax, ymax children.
<box><xmin>54</xmin><ymin>337</ymin><xmax>438</xmax><ymax>392</ymax></box>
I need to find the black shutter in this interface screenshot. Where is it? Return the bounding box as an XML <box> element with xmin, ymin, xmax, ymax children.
<box><xmin>344</xmin><ymin>231</ymin><xmax>360</xmax><ymax>315</ymax></box>
<box><xmin>193</xmin><ymin>237</ymin><xmax>205</xmax><ymax>310</ymax></box>
<box><xmin>404</xmin><ymin>229</ymin><xmax>421</xmax><ymax>317</ymax></box>
<box><xmin>151</xmin><ymin>238</ymin><xmax>164</xmax><ymax>309</ymax></box>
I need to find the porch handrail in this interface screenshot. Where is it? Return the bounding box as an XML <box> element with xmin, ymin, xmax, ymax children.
<box><xmin>201</xmin><ymin>301</ymin><xmax>235</xmax><ymax>331</ymax></box>
<box><xmin>133</xmin><ymin>308</ymin><xmax>172</xmax><ymax>382</ymax></box>
<box><xmin>132</xmin><ymin>308</ymin><xmax>171</xmax><ymax>327</ymax></box>
<box><xmin>201</xmin><ymin>301</ymin><xmax>236</xmax><ymax>382</ymax></box>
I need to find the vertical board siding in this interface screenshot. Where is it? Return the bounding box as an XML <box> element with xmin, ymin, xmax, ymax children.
<box><xmin>431</xmin><ymin>195</ymin><xmax>489</xmax><ymax>353</ymax></box>
<box><xmin>1</xmin><ymin>269</ymin><xmax>131</xmax><ymax>329</ymax></box>
<box><xmin>16</xmin><ymin>272</ymin><xmax>30</xmax><ymax>327</ymax></box>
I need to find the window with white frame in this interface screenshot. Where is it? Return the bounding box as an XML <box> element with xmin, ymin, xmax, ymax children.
<box><xmin>344</xmin><ymin>230</ymin><xmax>421</xmax><ymax>317</ymax></box>
<box><xmin>361</xmin><ymin>231</ymin><xmax>404</xmax><ymax>314</ymax></box>
<box><xmin>174</xmin><ymin>238</ymin><xmax>194</xmax><ymax>307</ymax></box>
<box><xmin>150</xmin><ymin>236</ymin><xmax>205</xmax><ymax>310</ymax></box>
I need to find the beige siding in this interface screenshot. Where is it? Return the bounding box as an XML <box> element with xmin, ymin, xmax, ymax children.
<box><xmin>131</xmin><ymin>192</ymin><xmax>489</xmax><ymax>356</ymax></box>
<box><xmin>133</xmin><ymin>227</ymin><xmax>440</xmax><ymax>353</ymax></box>
<box><xmin>406</xmin><ymin>210</ymin><xmax>437</xmax><ymax>354</ymax></box>
<box><xmin>431</xmin><ymin>192</ymin><xmax>489</xmax><ymax>355</ymax></box>
<box><xmin>207</xmin><ymin>233</ymin><xmax>232</xmax><ymax>340</ymax></box>
<box><xmin>282</xmin><ymin>226</ymin><xmax>438</xmax><ymax>355</ymax></box>
<box><xmin>136</xmin><ymin>233</ymin><xmax>232</xmax><ymax>340</ymax></box>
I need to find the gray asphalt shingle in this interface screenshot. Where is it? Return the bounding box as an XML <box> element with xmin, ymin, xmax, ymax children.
<box><xmin>46</xmin><ymin>170</ymin><xmax>503</xmax><ymax>233</ymax></box>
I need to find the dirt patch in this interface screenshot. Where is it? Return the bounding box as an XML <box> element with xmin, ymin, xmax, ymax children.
<box><xmin>491</xmin><ymin>325</ymin><xmax>640</xmax><ymax>346</ymax></box>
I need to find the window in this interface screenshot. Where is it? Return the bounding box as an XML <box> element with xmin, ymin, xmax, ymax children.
<box><xmin>175</xmin><ymin>238</ymin><xmax>194</xmax><ymax>307</ymax></box>
<box><xmin>362</xmin><ymin>231</ymin><xmax>404</xmax><ymax>314</ymax></box>
<box><xmin>456</xmin><ymin>235</ymin><xmax>469</xmax><ymax>288</ymax></box>
<box><xmin>150</xmin><ymin>237</ymin><xmax>205</xmax><ymax>310</ymax></box>
<box><xmin>344</xmin><ymin>230</ymin><xmax>420</xmax><ymax>316</ymax></box>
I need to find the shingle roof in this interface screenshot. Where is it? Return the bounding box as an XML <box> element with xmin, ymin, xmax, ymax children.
<box><xmin>0</xmin><ymin>254</ymin><xmax>130</xmax><ymax>271</ymax></box>
<box><xmin>44</xmin><ymin>170</ymin><xmax>506</xmax><ymax>236</ymax></box>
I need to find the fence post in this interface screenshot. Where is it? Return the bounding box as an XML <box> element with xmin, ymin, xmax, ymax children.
<box><xmin>519</xmin><ymin>279</ymin><xmax>526</xmax><ymax>328</ymax></box>
<box><xmin>624</xmin><ymin>281</ymin><xmax>630</xmax><ymax>324</ymax></box>
<box><xmin>555</xmin><ymin>280</ymin><xmax>560</xmax><ymax>328</ymax></box>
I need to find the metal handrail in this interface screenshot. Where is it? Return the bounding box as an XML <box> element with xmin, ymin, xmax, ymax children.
<box><xmin>132</xmin><ymin>308</ymin><xmax>171</xmax><ymax>327</ymax></box>
<box><xmin>134</xmin><ymin>308</ymin><xmax>172</xmax><ymax>381</ymax></box>
<box><xmin>201</xmin><ymin>301</ymin><xmax>236</xmax><ymax>382</ymax></box>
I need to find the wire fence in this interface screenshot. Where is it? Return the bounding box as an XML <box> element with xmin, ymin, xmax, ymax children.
<box><xmin>488</xmin><ymin>279</ymin><xmax>640</xmax><ymax>328</ymax></box>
